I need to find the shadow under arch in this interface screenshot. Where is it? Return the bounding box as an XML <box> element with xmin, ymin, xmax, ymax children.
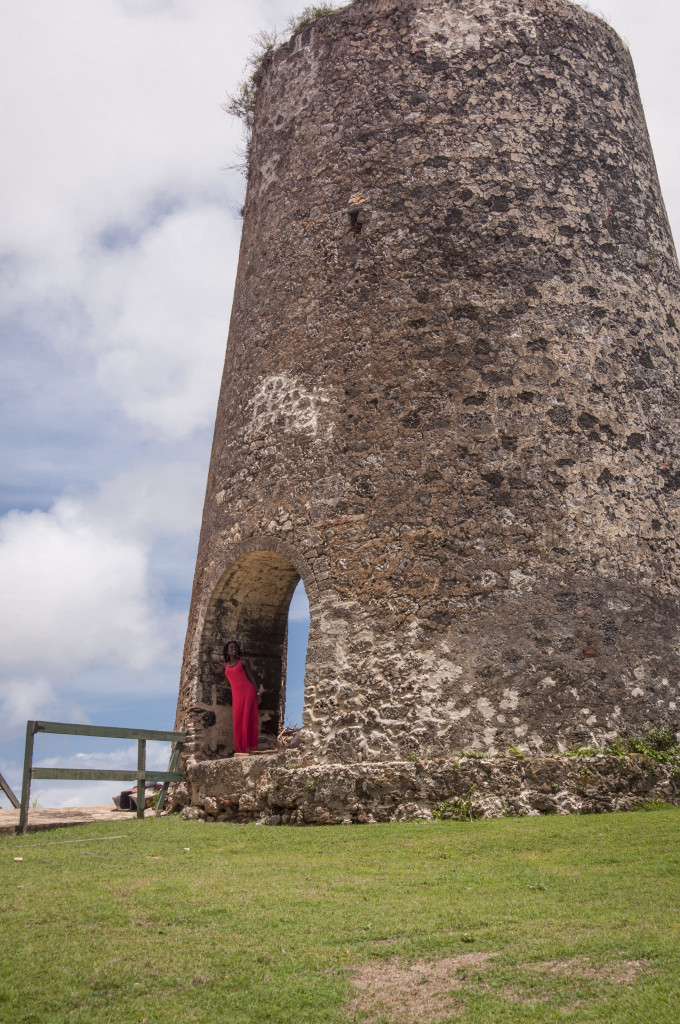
<box><xmin>198</xmin><ymin>541</ymin><xmax>315</xmax><ymax>758</ymax></box>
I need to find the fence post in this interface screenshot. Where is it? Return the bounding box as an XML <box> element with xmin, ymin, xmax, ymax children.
<box><xmin>155</xmin><ymin>737</ymin><xmax>183</xmax><ymax>816</ymax></box>
<box><xmin>137</xmin><ymin>738</ymin><xmax>146</xmax><ymax>819</ymax></box>
<box><xmin>19</xmin><ymin>721</ymin><xmax>36</xmax><ymax>834</ymax></box>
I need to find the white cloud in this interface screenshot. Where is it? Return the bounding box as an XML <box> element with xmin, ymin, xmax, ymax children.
<box><xmin>0</xmin><ymin>1</ymin><xmax>258</xmax><ymax>441</ymax></box>
<box><xmin>90</xmin><ymin>203</ymin><xmax>239</xmax><ymax>436</ymax></box>
<box><xmin>0</xmin><ymin>0</ymin><xmax>247</xmax><ymax>255</ymax></box>
<box><xmin>30</xmin><ymin>782</ymin><xmax>128</xmax><ymax>809</ymax></box>
<box><xmin>0</xmin><ymin>457</ymin><xmax>204</xmax><ymax>729</ymax></box>
<box><xmin>0</xmin><ymin>499</ymin><xmax>164</xmax><ymax>673</ymax></box>
<box><xmin>0</xmin><ymin>199</ymin><xmax>239</xmax><ymax>439</ymax></box>
<box><xmin>39</xmin><ymin>742</ymin><xmax>171</xmax><ymax>772</ymax></box>
<box><xmin>0</xmin><ymin>676</ymin><xmax>88</xmax><ymax>733</ymax></box>
<box><xmin>90</xmin><ymin>459</ymin><xmax>207</xmax><ymax>542</ymax></box>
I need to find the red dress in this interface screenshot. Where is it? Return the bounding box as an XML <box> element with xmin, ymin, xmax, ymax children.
<box><xmin>225</xmin><ymin>659</ymin><xmax>259</xmax><ymax>753</ymax></box>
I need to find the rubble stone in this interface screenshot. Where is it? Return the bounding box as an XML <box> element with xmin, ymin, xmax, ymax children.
<box><xmin>176</xmin><ymin>752</ymin><xmax>679</xmax><ymax>824</ymax></box>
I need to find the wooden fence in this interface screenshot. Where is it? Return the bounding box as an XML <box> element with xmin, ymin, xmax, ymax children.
<box><xmin>0</xmin><ymin>769</ymin><xmax>19</xmax><ymax>808</ymax></box>
<box><xmin>20</xmin><ymin>721</ymin><xmax>185</xmax><ymax>834</ymax></box>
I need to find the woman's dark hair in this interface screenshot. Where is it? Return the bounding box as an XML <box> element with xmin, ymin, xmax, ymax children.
<box><xmin>223</xmin><ymin>640</ymin><xmax>241</xmax><ymax>660</ymax></box>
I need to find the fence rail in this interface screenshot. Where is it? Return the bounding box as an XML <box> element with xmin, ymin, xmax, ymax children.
<box><xmin>20</xmin><ymin>720</ymin><xmax>185</xmax><ymax>834</ymax></box>
<box><xmin>0</xmin><ymin>769</ymin><xmax>19</xmax><ymax>808</ymax></box>
<box><xmin>29</xmin><ymin>721</ymin><xmax>183</xmax><ymax>742</ymax></box>
<box><xmin>31</xmin><ymin>769</ymin><xmax>180</xmax><ymax>782</ymax></box>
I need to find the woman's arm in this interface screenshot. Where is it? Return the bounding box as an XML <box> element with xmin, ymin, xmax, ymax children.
<box><xmin>204</xmin><ymin>646</ymin><xmax>224</xmax><ymax>677</ymax></box>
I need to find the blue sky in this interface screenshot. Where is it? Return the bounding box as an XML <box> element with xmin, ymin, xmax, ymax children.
<box><xmin>0</xmin><ymin>0</ymin><xmax>678</xmax><ymax>807</ymax></box>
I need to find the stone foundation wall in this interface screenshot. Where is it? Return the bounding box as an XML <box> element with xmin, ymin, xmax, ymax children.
<box><xmin>172</xmin><ymin>753</ymin><xmax>679</xmax><ymax>825</ymax></box>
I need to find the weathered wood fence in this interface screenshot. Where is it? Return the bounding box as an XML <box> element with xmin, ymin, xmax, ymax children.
<box><xmin>20</xmin><ymin>721</ymin><xmax>185</xmax><ymax>834</ymax></box>
<box><xmin>0</xmin><ymin>768</ymin><xmax>19</xmax><ymax>808</ymax></box>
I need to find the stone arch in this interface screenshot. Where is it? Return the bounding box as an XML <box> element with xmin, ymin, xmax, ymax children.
<box><xmin>195</xmin><ymin>538</ymin><xmax>316</xmax><ymax>758</ymax></box>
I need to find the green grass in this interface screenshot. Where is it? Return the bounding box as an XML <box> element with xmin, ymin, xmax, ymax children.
<box><xmin>2</xmin><ymin>810</ymin><xmax>679</xmax><ymax>1023</ymax></box>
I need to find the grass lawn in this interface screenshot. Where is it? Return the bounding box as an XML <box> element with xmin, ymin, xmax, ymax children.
<box><xmin>1</xmin><ymin>808</ymin><xmax>679</xmax><ymax>1023</ymax></box>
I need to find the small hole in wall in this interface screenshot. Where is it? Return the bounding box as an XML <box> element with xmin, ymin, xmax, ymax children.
<box><xmin>348</xmin><ymin>210</ymin><xmax>362</xmax><ymax>235</ymax></box>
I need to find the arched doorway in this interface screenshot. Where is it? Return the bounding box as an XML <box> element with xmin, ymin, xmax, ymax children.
<box><xmin>199</xmin><ymin>548</ymin><xmax>306</xmax><ymax>757</ymax></box>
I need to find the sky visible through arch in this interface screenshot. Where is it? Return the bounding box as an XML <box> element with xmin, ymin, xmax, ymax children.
<box><xmin>286</xmin><ymin>581</ymin><xmax>310</xmax><ymax>729</ymax></box>
<box><xmin>0</xmin><ymin>0</ymin><xmax>678</xmax><ymax>806</ymax></box>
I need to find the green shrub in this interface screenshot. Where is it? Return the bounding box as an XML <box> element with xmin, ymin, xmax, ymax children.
<box><xmin>286</xmin><ymin>4</ymin><xmax>343</xmax><ymax>33</ymax></box>
<box><xmin>605</xmin><ymin>730</ymin><xmax>680</xmax><ymax>765</ymax></box>
<box><xmin>562</xmin><ymin>731</ymin><xmax>680</xmax><ymax>767</ymax></box>
<box><xmin>225</xmin><ymin>3</ymin><xmax>353</xmax><ymax>179</ymax></box>
<box><xmin>644</xmin><ymin>728</ymin><xmax>676</xmax><ymax>751</ymax></box>
<box><xmin>565</xmin><ymin>746</ymin><xmax>600</xmax><ymax>758</ymax></box>
<box><xmin>634</xmin><ymin>798</ymin><xmax>673</xmax><ymax>812</ymax></box>
<box><xmin>432</xmin><ymin>785</ymin><xmax>478</xmax><ymax>822</ymax></box>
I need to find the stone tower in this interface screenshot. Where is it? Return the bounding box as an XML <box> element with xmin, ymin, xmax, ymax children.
<box><xmin>176</xmin><ymin>0</ymin><xmax>680</xmax><ymax>764</ymax></box>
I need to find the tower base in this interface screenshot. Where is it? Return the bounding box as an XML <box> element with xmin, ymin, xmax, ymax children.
<box><xmin>171</xmin><ymin>752</ymin><xmax>679</xmax><ymax>825</ymax></box>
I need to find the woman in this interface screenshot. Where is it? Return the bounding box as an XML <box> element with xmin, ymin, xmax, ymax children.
<box><xmin>205</xmin><ymin>641</ymin><xmax>259</xmax><ymax>754</ymax></box>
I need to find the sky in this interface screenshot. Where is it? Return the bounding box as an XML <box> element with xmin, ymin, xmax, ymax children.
<box><xmin>0</xmin><ymin>0</ymin><xmax>678</xmax><ymax>808</ymax></box>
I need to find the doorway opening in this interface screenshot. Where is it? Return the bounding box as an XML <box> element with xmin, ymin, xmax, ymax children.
<box><xmin>199</xmin><ymin>549</ymin><xmax>308</xmax><ymax>757</ymax></box>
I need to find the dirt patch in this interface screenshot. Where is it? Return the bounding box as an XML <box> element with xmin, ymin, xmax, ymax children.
<box><xmin>0</xmin><ymin>804</ymin><xmax>137</xmax><ymax>835</ymax></box>
<box><xmin>530</xmin><ymin>957</ymin><xmax>651</xmax><ymax>984</ymax></box>
<box><xmin>347</xmin><ymin>953</ymin><xmax>496</xmax><ymax>1023</ymax></box>
<box><xmin>346</xmin><ymin>953</ymin><xmax>651</xmax><ymax>1021</ymax></box>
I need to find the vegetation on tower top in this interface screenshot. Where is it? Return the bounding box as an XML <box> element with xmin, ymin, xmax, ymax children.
<box><xmin>224</xmin><ymin>3</ymin><xmax>354</xmax><ymax>177</ymax></box>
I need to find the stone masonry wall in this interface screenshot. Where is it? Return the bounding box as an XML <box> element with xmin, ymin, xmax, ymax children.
<box><xmin>176</xmin><ymin>0</ymin><xmax>680</xmax><ymax>763</ymax></box>
<box><xmin>174</xmin><ymin>752</ymin><xmax>680</xmax><ymax>824</ymax></box>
